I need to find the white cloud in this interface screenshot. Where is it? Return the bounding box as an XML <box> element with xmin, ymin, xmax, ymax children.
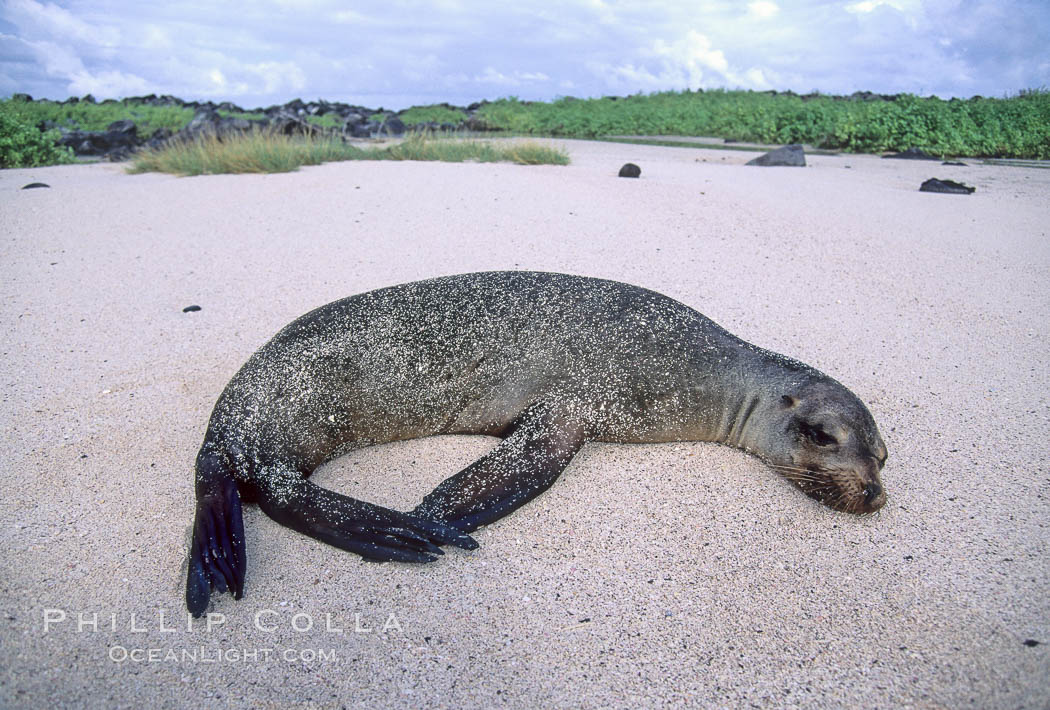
<box><xmin>599</xmin><ymin>29</ymin><xmax>769</xmax><ymax>93</ymax></box>
<box><xmin>747</xmin><ymin>1</ymin><xmax>780</xmax><ymax>19</ymax></box>
<box><xmin>845</xmin><ymin>0</ymin><xmax>917</xmax><ymax>13</ymax></box>
<box><xmin>249</xmin><ymin>61</ymin><xmax>307</xmax><ymax>95</ymax></box>
<box><xmin>4</xmin><ymin>0</ymin><xmax>119</xmax><ymax>46</ymax></box>
<box><xmin>142</xmin><ymin>24</ymin><xmax>172</xmax><ymax>50</ymax></box>
<box><xmin>68</xmin><ymin>67</ymin><xmax>152</xmax><ymax>96</ymax></box>
<box><xmin>332</xmin><ymin>10</ymin><xmax>368</xmax><ymax>24</ymax></box>
<box><xmin>743</xmin><ymin>67</ymin><xmax>772</xmax><ymax>89</ymax></box>
<box><xmin>581</xmin><ymin>0</ymin><xmax>618</xmax><ymax>25</ymax></box>
<box><xmin>653</xmin><ymin>30</ymin><xmax>729</xmax><ymax>78</ymax></box>
<box><xmin>22</xmin><ymin>37</ymin><xmax>84</xmax><ymax>78</ymax></box>
<box><xmin>474</xmin><ymin>67</ymin><xmax>550</xmax><ymax>86</ymax></box>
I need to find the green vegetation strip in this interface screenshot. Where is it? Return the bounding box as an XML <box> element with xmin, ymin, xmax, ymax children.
<box><xmin>474</xmin><ymin>90</ymin><xmax>1050</xmax><ymax>159</ymax></box>
<box><xmin>4</xmin><ymin>88</ymin><xmax>1049</xmax><ymax>168</ymax></box>
<box><xmin>127</xmin><ymin>132</ymin><xmax>569</xmax><ymax>176</ymax></box>
<box><xmin>3</xmin><ymin>96</ymin><xmax>194</xmax><ymax>134</ymax></box>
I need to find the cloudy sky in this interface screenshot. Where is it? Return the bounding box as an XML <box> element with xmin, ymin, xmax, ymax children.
<box><xmin>2</xmin><ymin>0</ymin><xmax>1048</xmax><ymax>110</ymax></box>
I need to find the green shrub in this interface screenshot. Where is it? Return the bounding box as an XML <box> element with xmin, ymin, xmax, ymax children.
<box><xmin>399</xmin><ymin>105</ymin><xmax>470</xmax><ymax>125</ymax></box>
<box><xmin>0</xmin><ymin>106</ymin><xmax>75</xmax><ymax>168</ymax></box>
<box><xmin>304</xmin><ymin>114</ymin><xmax>345</xmax><ymax>129</ymax></box>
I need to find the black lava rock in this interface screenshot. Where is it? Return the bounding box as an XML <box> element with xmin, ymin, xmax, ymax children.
<box><xmin>106</xmin><ymin>119</ymin><xmax>137</xmax><ymax>138</ymax></box>
<box><xmin>919</xmin><ymin>178</ymin><xmax>975</xmax><ymax>194</ymax></box>
<box><xmin>618</xmin><ymin>163</ymin><xmax>641</xmax><ymax>178</ymax></box>
<box><xmin>883</xmin><ymin>147</ymin><xmax>938</xmax><ymax>160</ymax></box>
<box><xmin>746</xmin><ymin>144</ymin><xmax>806</xmax><ymax>167</ymax></box>
<box><xmin>377</xmin><ymin>116</ymin><xmax>406</xmax><ymax>136</ymax></box>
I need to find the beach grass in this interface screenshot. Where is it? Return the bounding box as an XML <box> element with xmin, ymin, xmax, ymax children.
<box><xmin>127</xmin><ymin>131</ymin><xmax>569</xmax><ymax>176</ymax></box>
<box><xmin>381</xmin><ymin>133</ymin><xmax>569</xmax><ymax>165</ymax></box>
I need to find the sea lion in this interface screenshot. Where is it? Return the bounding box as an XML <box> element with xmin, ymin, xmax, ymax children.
<box><xmin>186</xmin><ymin>271</ymin><xmax>887</xmax><ymax>616</ymax></box>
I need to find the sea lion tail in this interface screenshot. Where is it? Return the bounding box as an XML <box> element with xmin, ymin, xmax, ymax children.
<box><xmin>186</xmin><ymin>449</ymin><xmax>246</xmax><ymax>617</ymax></box>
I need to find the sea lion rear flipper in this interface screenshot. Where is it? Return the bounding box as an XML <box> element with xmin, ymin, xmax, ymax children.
<box><xmin>186</xmin><ymin>451</ymin><xmax>246</xmax><ymax>617</ymax></box>
<box><xmin>254</xmin><ymin>473</ymin><xmax>478</xmax><ymax>562</ymax></box>
<box><xmin>412</xmin><ymin>404</ymin><xmax>586</xmax><ymax>533</ymax></box>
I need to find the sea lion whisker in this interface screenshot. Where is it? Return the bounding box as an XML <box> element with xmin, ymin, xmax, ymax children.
<box><xmin>776</xmin><ymin>469</ymin><xmax>830</xmax><ymax>484</ymax></box>
<box><xmin>769</xmin><ymin>463</ymin><xmax>816</xmax><ymax>474</ymax></box>
<box><xmin>779</xmin><ymin>471</ymin><xmax>826</xmax><ymax>482</ymax></box>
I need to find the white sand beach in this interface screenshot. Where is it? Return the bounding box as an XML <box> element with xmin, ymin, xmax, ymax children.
<box><xmin>1</xmin><ymin>140</ymin><xmax>1048</xmax><ymax>708</ymax></box>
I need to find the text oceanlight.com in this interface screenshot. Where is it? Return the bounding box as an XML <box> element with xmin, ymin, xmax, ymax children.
<box><xmin>109</xmin><ymin>646</ymin><xmax>338</xmax><ymax>664</ymax></box>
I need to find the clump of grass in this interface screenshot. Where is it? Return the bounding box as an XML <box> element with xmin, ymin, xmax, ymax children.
<box><xmin>383</xmin><ymin>134</ymin><xmax>569</xmax><ymax>165</ymax></box>
<box><xmin>127</xmin><ymin>131</ymin><xmax>361</xmax><ymax>175</ymax></box>
<box><xmin>128</xmin><ymin>130</ymin><xmax>569</xmax><ymax>176</ymax></box>
<box><xmin>502</xmin><ymin>141</ymin><xmax>572</xmax><ymax>165</ymax></box>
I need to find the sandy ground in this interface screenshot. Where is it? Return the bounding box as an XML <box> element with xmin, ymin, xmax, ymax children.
<box><xmin>1</xmin><ymin>140</ymin><xmax>1048</xmax><ymax>709</ymax></box>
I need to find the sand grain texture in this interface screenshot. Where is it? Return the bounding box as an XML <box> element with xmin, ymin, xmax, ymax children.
<box><xmin>1</xmin><ymin>141</ymin><xmax>1048</xmax><ymax>708</ymax></box>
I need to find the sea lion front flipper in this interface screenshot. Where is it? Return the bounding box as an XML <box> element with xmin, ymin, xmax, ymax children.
<box><xmin>253</xmin><ymin>472</ymin><xmax>477</xmax><ymax>563</ymax></box>
<box><xmin>412</xmin><ymin>404</ymin><xmax>586</xmax><ymax>533</ymax></box>
<box><xmin>186</xmin><ymin>450</ymin><xmax>246</xmax><ymax>617</ymax></box>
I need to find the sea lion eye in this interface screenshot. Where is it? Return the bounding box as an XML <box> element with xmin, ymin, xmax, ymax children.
<box><xmin>799</xmin><ymin>422</ymin><xmax>838</xmax><ymax>447</ymax></box>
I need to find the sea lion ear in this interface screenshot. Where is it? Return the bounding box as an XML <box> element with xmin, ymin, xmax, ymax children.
<box><xmin>780</xmin><ymin>394</ymin><xmax>799</xmax><ymax>409</ymax></box>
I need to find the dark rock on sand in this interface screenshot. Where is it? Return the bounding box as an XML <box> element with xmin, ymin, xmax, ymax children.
<box><xmin>919</xmin><ymin>178</ymin><xmax>975</xmax><ymax>194</ymax></box>
<box><xmin>746</xmin><ymin>144</ymin><xmax>805</xmax><ymax>167</ymax></box>
<box><xmin>21</xmin><ymin>182</ymin><xmax>50</xmax><ymax>189</ymax></box>
<box><xmin>883</xmin><ymin>147</ymin><xmax>938</xmax><ymax>160</ymax></box>
<box><xmin>618</xmin><ymin>163</ymin><xmax>641</xmax><ymax>178</ymax></box>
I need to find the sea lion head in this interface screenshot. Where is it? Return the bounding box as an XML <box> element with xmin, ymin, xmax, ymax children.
<box><xmin>757</xmin><ymin>376</ymin><xmax>888</xmax><ymax>514</ymax></box>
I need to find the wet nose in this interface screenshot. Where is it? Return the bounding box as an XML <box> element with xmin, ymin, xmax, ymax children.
<box><xmin>863</xmin><ymin>481</ymin><xmax>883</xmax><ymax>506</ymax></box>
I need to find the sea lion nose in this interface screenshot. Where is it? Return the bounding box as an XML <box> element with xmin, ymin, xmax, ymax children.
<box><xmin>863</xmin><ymin>481</ymin><xmax>883</xmax><ymax>506</ymax></box>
